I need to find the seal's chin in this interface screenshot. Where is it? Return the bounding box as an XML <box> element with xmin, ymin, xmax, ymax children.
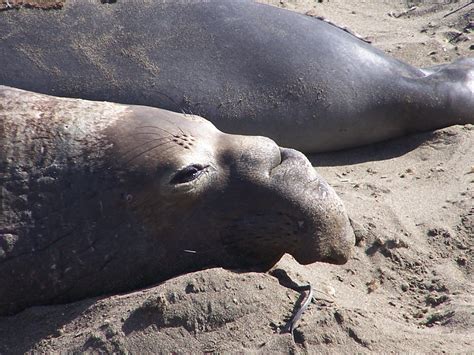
<box><xmin>292</xmin><ymin>224</ymin><xmax>355</xmax><ymax>266</ymax></box>
<box><xmin>294</xmin><ymin>250</ymin><xmax>350</xmax><ymax>266</ymax></box>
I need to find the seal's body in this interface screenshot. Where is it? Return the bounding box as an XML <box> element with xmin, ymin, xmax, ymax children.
<box><xmin>0</xmin><ymin>0</ymin><xmax>472</xmax><ymax>152</ymax></box>
<box><xmin>0</xmin><ymin>86</ymin><xmax>354</xmax><ymax>315</ymax></box>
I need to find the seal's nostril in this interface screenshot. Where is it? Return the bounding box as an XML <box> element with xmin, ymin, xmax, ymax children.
<box><xmin>279</xmin><ymin>147</ymin><xmax>310</xmax><ymax>163</ymax></box>
<box><xmin>267</xmin><ymin>144</ymin><xmax>282</xmax><ymax>173</ymax></box>
<box><xmin>279</xmin><ymin>147</ymin><xmax>290</xmax><ymax>162</ymax></box>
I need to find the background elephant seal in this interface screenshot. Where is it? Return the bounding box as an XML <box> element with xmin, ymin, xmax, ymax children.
<box><xmin>0</xmin><ymin>86</ymin><xmax>354</xmax><ymax>316</ymax></box>
<box><xmin>0</xmin><ymin>0</ymin><xmax>473</xmax><ymax>152</ymax></box>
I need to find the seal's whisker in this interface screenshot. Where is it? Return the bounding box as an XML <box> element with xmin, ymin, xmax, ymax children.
<box><xmin>123</xmin><ymin>140</ymin><xmax>177</xmax><ymax>164</ymax></box>
<box><xmin>130</xmin><ymin>135</ymin><xmax>174</xmax><ymax>144</ymax></box>
<box><xmin>127</xmin><ymin>136</ymin><xmax>176</xmax><ymax>153</ymax></box>
<box><xmin>120</xmin><ymin>137</ymin><xmax>174</xmax><ymax>161</ymax></box>
<box><xmin>178</xmin><ymin>127</ymin><xmax>188</xmax><ymax>136</ymax></box>
<box><xmin>135</xmin><ymin>125</ymin><xmax>175</xmax><ymax>136</ymax></box>
<box><xmin>180</xmin><ymin>107</ymin><xmax>195</xmax><ymax>117</ymax></box>
<box><xmin>155</xmin><ymin>144</ymin><xmax>181</xmax><ymax>159</ymax></box>
<box><xmin>129</xmin><ymin>132</ymin><xmax>168</xmax><ymax>137</ymax></box>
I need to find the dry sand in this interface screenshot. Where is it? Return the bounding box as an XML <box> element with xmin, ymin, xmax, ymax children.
<box><xmin>0</xmin><ymin>0</ymin><xmax>473</xmax><ymax>353</ymax></box>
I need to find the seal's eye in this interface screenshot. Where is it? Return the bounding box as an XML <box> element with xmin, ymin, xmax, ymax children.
<box><xmin>170</xmin><ymin>164</ymin><xmax>208</xmax><ymax>185</ymax></box>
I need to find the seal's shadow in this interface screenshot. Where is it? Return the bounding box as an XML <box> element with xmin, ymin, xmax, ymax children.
<box><xmin>307</xmin><ymin>131</ymin><xmax>435</xmax><ymax>166</ymax></box>
<box><xmin>0</xmin><ymin>298</ymin><xmax>98</xmax><ymax>354</ymax></box>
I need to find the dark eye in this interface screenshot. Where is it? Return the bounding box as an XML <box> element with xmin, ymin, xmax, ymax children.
<box><xmin>170</xmin><ymin>164</ymin><xmax>208</xmax><ymax>184</ymax></box>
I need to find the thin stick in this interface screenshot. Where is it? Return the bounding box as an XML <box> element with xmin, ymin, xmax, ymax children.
<box><xmin>443</xmin><ymin>0</ymin><xmax>473</xmax><ymax>18</ymax></box>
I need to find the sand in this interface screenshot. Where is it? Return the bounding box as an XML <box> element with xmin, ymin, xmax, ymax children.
<box><xmin>0</xmin><ymin>0</ymin><xmax>473</xmax><ymax>353</ymax></box>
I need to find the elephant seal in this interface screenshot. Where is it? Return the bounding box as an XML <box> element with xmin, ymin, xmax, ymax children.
<box><xmin>0</xmin><ymin>86</ymin><xmax>354</xmax><ymax>315</ymax></box>
<box><xmin>0</xmin><ymin>1</ymin><xmax>473</xmax><ymax>153</ymax></box>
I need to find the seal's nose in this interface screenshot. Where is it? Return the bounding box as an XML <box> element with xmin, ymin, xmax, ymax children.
<box><xmin>321</xmin><ymin>216</ymin><xmax>355</xmax><ymax>265</ymax></box>
<box><xmin>323</xmin><ymin>230</ymin><xmax>355</xmax><ymax>265</ymax></box>
<box><xmin>223</xmin><ymin>134</ymin><xmax>282</xmax><ymax>176</ymax></box>
<box><xmin>290</xmin><ymin>184</ymin><xmax>355</xmax><ymax>266</ymax></box>
<box><xmin>294</xmin><ymin>222</ymin><xmax>354</xmax><ymax>265</ymax></box>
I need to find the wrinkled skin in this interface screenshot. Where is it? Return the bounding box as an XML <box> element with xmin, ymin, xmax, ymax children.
<box><xmin>0</xmin><ymin>0</ymin><xmax>473</xmax><ymax>152</ymax></box>
<box><xmin>0</xmin><ymin>86</ymin><xmax>354</xmax><ymax>315</ymax></box>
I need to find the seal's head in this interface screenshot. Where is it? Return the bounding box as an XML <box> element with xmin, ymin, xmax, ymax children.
<box><xmin>0</xmin><ymin>88</ymin><xmax>354</xmax><ymax>315</ymax></box>
<box><xmin>109</xmin><ymin>106</ymin><xmax>355</xmax><ymax>274</ymax></box>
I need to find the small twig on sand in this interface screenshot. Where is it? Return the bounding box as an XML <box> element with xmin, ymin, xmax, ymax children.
<box><xmin>282</xmin><ymin>284</ymin><xmax>313</xmax><ymax>335</ymax></box>
<box><xmin>389</xmin><ymin>6</ymin><xmax>417</xmax><ymax>18</ymax></box>
<box><xmin>443</xmin><ymin>0</ymin><xmax>473</xmax><ymax>18</ymax></box>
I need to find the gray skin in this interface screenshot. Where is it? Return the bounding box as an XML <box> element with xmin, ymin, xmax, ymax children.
<box><xmin>0</xmin><ymin>86</ymin><xmax>354</xmax><ymax>316</ymax></box>
<box><xmin>0</xmin><ymin>1</ymin><xmax>472</xmax><ymax>153</ymax></box>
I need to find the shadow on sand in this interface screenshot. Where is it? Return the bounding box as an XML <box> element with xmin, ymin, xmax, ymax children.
<box><xmin>307</xmin><ymin>130</ymin><xmax>436</xmax><ymax>167</ymax></box>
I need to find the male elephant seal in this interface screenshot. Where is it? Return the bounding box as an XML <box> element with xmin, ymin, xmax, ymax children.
<box><xmin>0</xmin><ymin>86</ymin><xmax>354</xmax><ymax>315</ymax></box>
<box><xmin>0</xmin><ymin>1</ymin><xmax>473</xmax><ymax>153</ymax></box>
